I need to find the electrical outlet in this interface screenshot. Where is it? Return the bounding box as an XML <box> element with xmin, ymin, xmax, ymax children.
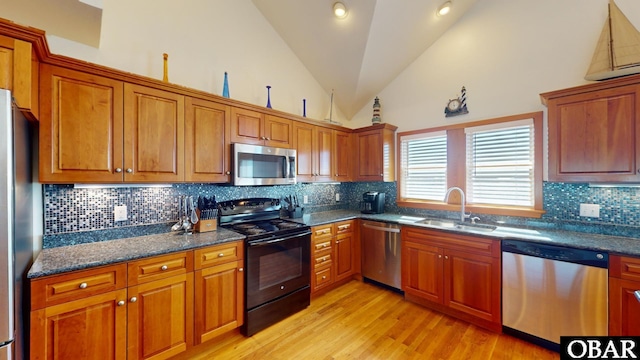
<box><xmin>579</xmin><ymin>204</ymin><xmax>600</xmax><ymax>218</ymax></box>
<box><xmin>303</xmin><ymin>195</ymin><xmax>309</xmax><ymax>204</ymax></box>
<box><xmin>114</xmin><ymin>205</ymin><xmax>128</xmax><ymax>221</ymax></box>
<box><xmin>336</xmin><ymin>193</ymin><xmax>340</xmax><ymax>202</ymax></box>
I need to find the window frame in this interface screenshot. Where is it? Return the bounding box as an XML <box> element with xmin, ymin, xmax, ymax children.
<box><xmin>396</xmin><ymin>112</ymin><xmax>544</xmax><ymax>218</ymax></box>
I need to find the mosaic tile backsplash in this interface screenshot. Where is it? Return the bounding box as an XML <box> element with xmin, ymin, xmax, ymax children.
<box><xmin>43</xmin><ymin>181</ymin><xmax>640</xmax><ymax>248</ymax></box>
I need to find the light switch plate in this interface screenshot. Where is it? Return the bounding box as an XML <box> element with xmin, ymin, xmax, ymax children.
<box><xmin>303</xmin><ymin>195</ymin><xmax>309</xmax><ymax>204</ymax></box>
<box><xmin>336</xmin><ymin>193</ymin><xmax>340</xmax><ymax>202</ymax></box>
<box><xmin>114</xmin><ymin>205</ymin><xmax>127</xmax><ymax>221</ymax></box>
<box><xmin>579</xmin><ymin>204</ymin><xmax>600</xmax><ymax>218</ymax></box>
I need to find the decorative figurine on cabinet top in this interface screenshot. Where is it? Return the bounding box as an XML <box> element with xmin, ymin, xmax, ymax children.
<box><xmin>372</xmin><ymin>96</ymin><xmax>381</xmax><ymax>124</ymax></box>
<box><xmin>222</xmin><ymin>72</ymin><xmax>230</xmax><ymax>98</ymax></box>
<box><xmin>445</xmin><ymin>86</ymin><xmax>469</xmax><ymax>117</ymax></box>
<box><xmin>163</xmin><ymin>53</ymin><xmax>169</xmax><ymax>83</ymax></box>
<box><xmin>266</xmin><ymin>85</ymin><xmax>272</xmax><ymax>108</ymax></box>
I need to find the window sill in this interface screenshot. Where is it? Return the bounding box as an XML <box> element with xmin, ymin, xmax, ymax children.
<box><xmin>396</xmin><ymin>200</ymin><xmax>545</xmax><ymax>219</ymax></box>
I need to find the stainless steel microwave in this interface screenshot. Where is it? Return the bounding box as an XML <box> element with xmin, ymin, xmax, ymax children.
<box><xmin>232</xmin><ymin>143</ymin><xmax>296</xmax><ymax>186</ymax></box>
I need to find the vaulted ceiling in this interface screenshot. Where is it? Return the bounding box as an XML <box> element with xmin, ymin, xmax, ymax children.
<box><xmin>1</xmin><ymin>0</ymin><xmax>476</xmax><ymax>118</ymax></box>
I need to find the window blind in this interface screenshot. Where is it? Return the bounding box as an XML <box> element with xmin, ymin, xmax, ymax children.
<box><xmin>465</xmin><ymin>120</ymin><xmax>534</xmax><ymax>207</ymax></box>
<box><xmin>400</xmin><ymin>131</ymin><xmax>447</xmax><ymax>201</ymax></box>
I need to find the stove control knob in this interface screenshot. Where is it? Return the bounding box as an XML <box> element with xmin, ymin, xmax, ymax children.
<box><xmin>230</xmin><ymin>204</ymin><xmax>236</xmax><ymax>210</ymax></box>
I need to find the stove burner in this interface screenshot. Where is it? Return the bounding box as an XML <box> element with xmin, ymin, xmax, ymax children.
<box><xmin>234</xmin><ymin>224</ymin><xmax>257</xmax><ymax>230</ymax></box>
<box><xmin>245</xmin><ymin>228</ymin><xmax>266</xmax><ymax>235</ymax></box>
<box><xmin>276</xmin><ymin>222</ymin><xmax>300</xmax><ymax>229</ymax></box>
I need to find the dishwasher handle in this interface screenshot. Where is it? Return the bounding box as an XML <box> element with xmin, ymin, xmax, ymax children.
<box><xmin>362</xmin><ymin>223</ymin><xmax>400</xmax><ymax>233</ymax></box>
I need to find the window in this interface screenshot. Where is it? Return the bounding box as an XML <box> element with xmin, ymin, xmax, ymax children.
<box><xmin>465</xmin><ymin>119</ymin><xmax>535</xmax><ymax>207</ymax></box>
<box><xmin>399</xmin><ymin>131</ymin><xmax>447</xmax><ymax>201</ymax></box>
<box><xmin>397</xmin><ymin>112</ymin><xmax>543</xmax><ymax>218</ymax></box>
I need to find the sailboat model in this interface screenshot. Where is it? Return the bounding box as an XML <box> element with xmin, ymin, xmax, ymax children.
<box><xmin>585</xmin><ymin>0</ymin><xmax>640</xmax><ymax>81</ymax></box>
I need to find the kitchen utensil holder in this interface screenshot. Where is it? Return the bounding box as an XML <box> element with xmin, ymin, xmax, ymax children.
<box><xmin>288</xmin><ymin>207</ymin><xmax>304</xmax><ymax>219</ymax></box>
<box><xmin>194</xmin><ymin>209</ymin><xmax>218</xmax><ymax>233</ymax></box>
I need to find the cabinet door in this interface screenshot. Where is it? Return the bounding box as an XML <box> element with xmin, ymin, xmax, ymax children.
<box><xmin>334</xmin><ymin>231</ymin><xmax>354</xmax><ymax>282</ymax></box>
<box><xmin>293</xmin><ymin>121</ymin><xmax>315</xmax><ymax>182</ymax></box>
<box><xmin>230</xmin><ymin>107</ymin><xmax>264</xmax><ymax>145</ymax></box>
<box><xmin>127</xmin><ymin>273</ymin><xmax>194</xmax><ymax>360</ymax></box>
<box><xmin>315</xmin><ymin>126</ymin><xmax>334</xmax><ymax>182</ymax></box>
<box><xmin>39</xmin><ymin>64</ymin><xmax>124</xmax><ymax>183</ymax></box>
<box><xmin>30</xmin><ymin>289</ymin><xmax>127</xmax><ymax>360</ymax></box>
<box><xmin>401</xmin><ymin>241</ymin><xmax>443</xmax><ymax>303</ymax></box>
<box><xmin>194</xmin><ymin>260</ymin><xmax>244</xmax><ymax>344</ymax></box>
<box><xmin>609</xmin><ymin>277</ymin><xmax>640</xmax><ymax>335</ymax></box>
<box><xmin>264</xmin><ymin>115</ymin><xmax>292</xmax><ymax>148</ymax></box>
<box><xmin>443</xmin><ymin>249</ymin><xmax>500</xmax><ymax>323</ymax></box>
<box><xmin>548</xmin><ymin>85</ymin><xmax>640</xmax><ymax>182</ymax></box>
<box><xmin>0</xmin><ymin>35</ymin><xmax>36</xmax><ymax>113</ymax></box>
<box><xmin>356</xmin><ymin>129</ymin><xmax>383</xmax><ymax>181</ymax></box>
<box><xmin>333</xmin><ymin>130</ymin><xmax>352</xmax><ymax>182</ymax></box>
<box><xmin>124</xmin><ymin>84</ymin><xmax>185</xmax><ymax>182</ymax></box>
<box><xmin>185</xmin><ymin>97</ymin><xmax>231</xmax><ymax>182</ymax></box>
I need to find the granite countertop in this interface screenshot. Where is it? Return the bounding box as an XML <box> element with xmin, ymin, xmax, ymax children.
<box><xmin>30</xmin><ymin>210</ymin><xmax>640</xmax><ymax>279</ymax></box>
<box><xmin>28</xmin><ymin>228</ymin><xmax>245</xmax><ymax>279</ymax></box>
<box><xmin>295</xmin><ymin>210</ymin><xmax>640</xmax><ymax>257</ymax></box>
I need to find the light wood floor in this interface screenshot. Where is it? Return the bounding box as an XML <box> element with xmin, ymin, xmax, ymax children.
<box><xmin>173</xmin><ymin>280</ymin><xmax>558</xmax><ymax>360</ymax></box>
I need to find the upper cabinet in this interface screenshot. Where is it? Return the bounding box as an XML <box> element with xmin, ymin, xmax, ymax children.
<box><xmin>230</xmin><ymin>107</ymin><xmax>292</xmax><ymax>148</ymax></box>
<box><xmin>293</xmin><ymin>122</ymin><xmax>334</xmax><ymax>182</ymax></box>
<box><xmin>333</xmin><ymin>129</ymin><xmax>353</xmax><ymax>182</ymax></box>
<box><xmin>353</xmin><ymin>123</ymin><xmax>397</xmax><ymax>182</ymax></box>
<box><xmin>0</xmin><ymin>34</ymin><xmax>38</xmax><ymax>118</ymax></box>
<box><xmin>39</xmin><ymin>65</ymin><xmax>185</xmax><ymax>183</ymax></box>
<box><xmin>39</xmin><ymin>64</ymin><xmax>125</xmax><ymax>183</ymax></box>
<box><xmin>185</xmin><ymin>97</ymin><xmax>231</xmax><ymax>183</ymax></box>
<box><xmin>541</xmin><ymin>76</ymin><xmax>640</xmax><ymax>182</ymax></box>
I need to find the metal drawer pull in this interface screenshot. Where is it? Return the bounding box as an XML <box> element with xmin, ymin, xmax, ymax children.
<box><xmin>322</xmin><ymin>276</ymin><xmax>327</xmax><ymax>280</ymax></box>
<box><xmin>79</xmin><ymin>282</ymin><xmax>88</xmax><ymax>289</ymax></box>
<box><xmin>338</xmin><ymin>225</ymin><xmax>350</xmax><ymax>230</ymax></box>
<box><xmin>130</xmin><ymin>297</ymin><xmax>137</xmax><ymax>303</ymax></box>
<box><xmin>239</xmin><ymin>268</ymin><xmax>243</xmax><ymax>272</ymax></box>
<box><xmin>160</xmin><ymin>265</ymin><xmax>168</xmax><ymax>271</ymax></box>
<box><xmin>635</xmin><ymin>290</ymin><xmax>640</xmax><ymax>303</ymax></box>
<box><xmin>117</xmin><ymin>300</ymin><xmax>125</xmax><ymax>306</ymax></box>
<box><xmin>218</xmin><ymin>253</ymin><xmax>225</xmax><ymax>257</ymax></box>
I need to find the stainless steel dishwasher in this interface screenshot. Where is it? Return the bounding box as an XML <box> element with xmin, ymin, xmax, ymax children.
<box><xmin>502</xmin><ymin>239</ymin><xmax>608</xmax><ymax>350</ymax></box>
<box><xmin>360</xmin><ymin>221</ymin><xmax>401</xmax><ymax>290</ymax></box>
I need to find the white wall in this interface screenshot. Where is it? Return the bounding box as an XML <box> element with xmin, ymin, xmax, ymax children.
<box><xmin>45</xmin><ymin>0</ymin><xmax>341</xmax><ymax>123</ymax></box>
<box><xmin>350</xmin><ymin>0</ymin><xmax>640</xmax><ymax>132</ymax></box>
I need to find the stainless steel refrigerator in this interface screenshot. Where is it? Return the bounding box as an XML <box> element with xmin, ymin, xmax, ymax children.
<box><xmin>1</xmin><ymin>89</ymin><xmax>35</xmax><ymax>360</ymax></box>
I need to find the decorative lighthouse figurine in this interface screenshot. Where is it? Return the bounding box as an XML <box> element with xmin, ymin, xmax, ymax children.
<box><xmin>372</xmin><ymin>97</ymin><xmax>381</xmax><ymax>124</ymax></box>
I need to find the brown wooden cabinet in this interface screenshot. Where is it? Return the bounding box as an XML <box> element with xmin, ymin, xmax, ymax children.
<box><xmin>230</xmin><ymin>107</ymin><xmax>292</xmax><ymax>148</ymax></box>
<box><xmin>353</xmin><ymin>123</ymin><xmax>397</xmax><ymax>182</ymax></box>
<box><xmin>30</xmin><ymin>264</ymin><xmax>128</xmax><ymax>360</ymax></box>
<box><xmin>333</xmin><ymin>129</ymin><xmax>353</xmax><ymax>182</ymax></box>
<box><xmin>542</xmin><ymin>79</ymin><xmax>640</xmax><ymax>182</ymax></box>
<box><xmin>0</xmin><ymin>34</ymin><xmax>37</xmax><ymax>116</ymax></box>
<box><xmin>293</xmin><ymin>122</ymin><xmax>333</xmax><ymax>182</ymax></box>
<box><xmin>311</xmin><ymin>220</ymin><xmax>358</xmax><ymax>296</ymax></box>
<box><xmin>401</xmin><ymin>226</ymin><xmax>501</xmax><ymax>332</ymax></box>
<box><xmin>31</xmin><ymin>251</ymin><xmax>199</xmax><ymax>360</ymax></box>
<box><xmin>193</xmin><ymin>241</ymin><xmax>244</xmax><ymax>344</ymax></box>
<box><xmin>609</xmin><ymin>255</ymin><xmax>640</xmax><ymax>335</ymax></box>
<box><xmin>185</xmin><ymin>97</ymin><xmax>231</xmax><ymax>182</ymax></box>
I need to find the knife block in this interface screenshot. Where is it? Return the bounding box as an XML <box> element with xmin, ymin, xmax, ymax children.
<box><xmin>194</xmin><ymin>209</ymin><xmax>217</xmax><ymax>233</ymax></box>
<box><xmin>288</xmin><ymin>207</ymin><xmax>304</xmax><ymax>219</ymax></box>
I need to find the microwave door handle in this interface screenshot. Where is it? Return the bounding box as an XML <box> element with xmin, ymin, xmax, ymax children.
<box><xmin>285</xmin><ymin>156</ymin><xmax>291</xmax><ymax>179</ymax></box>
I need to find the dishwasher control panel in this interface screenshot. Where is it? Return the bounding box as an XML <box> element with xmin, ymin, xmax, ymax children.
<box><xmin>502</xmin><ymin>239</ymin><xmax>608</xmax><ymax>268</ymax></box>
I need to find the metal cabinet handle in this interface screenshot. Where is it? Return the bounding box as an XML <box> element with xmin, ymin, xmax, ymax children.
<box><xmin>239</xmin><ymin>268</ymin><xmax>243</xmax><ymax>272</ymax></box>
<box><xmin>322</xmin><ymin>276</ymin><xmax>327</xmax><ymax>280</ymax></box>
<box><xmin>265</xmin><ymin>137</ymin><xmax>271</xmax><ymax>141</ymax></box>
<box><xmin>438</xmin><ymin>255</ymin><xmax>442</xmax><ymax>259</ymax></box>
<box><xmin>444</xmin><ymin>255</ymin><xmax>449</xmax><ymax>260</ymax></box>
<box><xmin>115</xmin><ymin>168</ymin><xmax>122</xmax><ymax>173</ymax></box>
<box><xmin>226</xmin><ymin>171</ymin><xmax>231</xmax><ymax>175</ymax></box>
<box><xmin>130</xmin><ymin>297</ymin><xmax>137</xmax><ymax>303</ymax></box>
<box><xmin>335</xmin><ymin>240</ymin><xmax>340</xmax><ymax>244</ymax></box>
<box><xmin>79</xmin><ymin>282</ymin><xmax>88</xmax><ymax>289</ymax></box>
<box><xmin>280</xmin><ymin>285</ymin><xmax>285</xmax><ymax>290</ymax></box>
<box><xmin>218</xmin><ymin>253</ymin><xmax>225</xmax><ymax>257</ymax></box>
<box><xmin>117</xmin><ymin>300</ymin><xmax>125</xmax><ymax>306</ymax></box>
<box><xmin>126</xmin><ymin>168</ymin><xmax>133</xmax><ymax>173</ymax></box>
<box><xmin>635</xmin><ymin>290</ymin><xmax>640</xmax><ymax>303</ymax></box>
<box><xmin>160</xmin><ymin>265</ymin><xmax>168</xmax><ymax>271</ymax></box>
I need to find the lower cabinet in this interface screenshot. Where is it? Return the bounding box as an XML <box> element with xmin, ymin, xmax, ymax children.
<box><xmin>310</xmin><ymin>220</ymin><xmax>358</xmax><ymax>296</ymax></box>
<box><xmin>609</xmin><ymin>255</ymin><xmax>640</xmax><ymax>335</ymax></box>
<box><xmin>30</xmin><ymin>241</ymin><xmax>245</xmax><ymax>360</ymax></box>
<box><xmin>401</xmin><ymin>226</ymin><xmax>501</xmax><ymax>332</ymax></box>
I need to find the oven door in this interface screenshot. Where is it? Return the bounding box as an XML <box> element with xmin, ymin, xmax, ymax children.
<box><xmin>245</xmin><ymin>230</ymin><xmax>311</xmax><ymax>310</ymax></box>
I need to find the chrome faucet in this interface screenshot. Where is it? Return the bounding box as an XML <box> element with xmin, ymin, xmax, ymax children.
<box><xmin>444</xmin><ymin>187</ymin><xmax>471</xmax><ymax>223</ymax></box>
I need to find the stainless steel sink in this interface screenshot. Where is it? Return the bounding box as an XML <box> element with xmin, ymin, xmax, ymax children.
<box><xmin>416</xmin><ymin>219</ymin><xmax>496</xmax><ymax>232</ymax></box>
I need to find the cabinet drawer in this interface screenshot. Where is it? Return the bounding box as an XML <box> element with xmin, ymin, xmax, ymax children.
<box><xmin>335</xmin><ymin>220</ymin><xmax>354</xmax><ymax>234</ymax></box>
<box><xmin>31</xmin><ymin>263</ymin><xmax>127</xmax><ymax>309</ymax></box>
<box><xmin>314</xmin><ymin>251</ymin><xmax>332</xmax><ymax>270</ymax></box>
<box><xmin>313</xmin><ymin>225</ymin><xmax>333</xmax><ymax>238</ymax></box>
<box><xmin>314</xmin><ymin>267</ymin><xmax>333</xmax><ymax>288</ymax></box>
<box><xmin>611</xmin><ymin>255</ymin><xmax>640</xmax><ymax>281</ymax></box>
<box><xmin>128</xmin><ymin>251</ymin><xmax>193</xmax><ymax>286</ymax></box>
<box><xmin>313</xmin><ymin>239</ymin><xmax>332</xmax><ymax>252</ymax></box>
<box><xmin>195</xmin><ymin>241</ymin><xmax>243</xmax><ymax>270</ymax></box>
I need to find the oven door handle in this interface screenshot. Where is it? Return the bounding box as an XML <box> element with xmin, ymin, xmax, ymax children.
<box><xmin>248</xmin><ymin>230</ymin><xmax>312</xmax><ymax>247</ymax></box>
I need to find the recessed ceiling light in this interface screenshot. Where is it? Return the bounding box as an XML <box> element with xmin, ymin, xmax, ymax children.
<box><xmin>334</xmin><ymin>2</ymin><xmax>348</xmax><ymax>19</ymax></box>
<box><xmin>437</xmin><ymin>1</ymin><xmax>452</xmax><ymax>16</ymax></box>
